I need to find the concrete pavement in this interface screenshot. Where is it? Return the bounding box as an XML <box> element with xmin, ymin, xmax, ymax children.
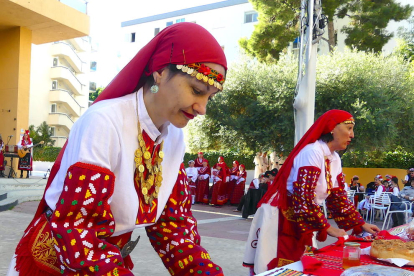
<box><xmin>0</xmin><ymin>200</ymin><xmax>385</xmax><ymax>275</ymax></box>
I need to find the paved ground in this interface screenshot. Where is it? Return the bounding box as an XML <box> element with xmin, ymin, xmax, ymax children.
<box><xmin>0</xmin><ymin>201</ymin><xmax>386</xmax><ymax>276</ymax></box>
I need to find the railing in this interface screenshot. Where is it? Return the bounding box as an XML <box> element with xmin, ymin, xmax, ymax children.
<box><xmin>52</xmin><ymin>41</ymin><xmax>86</xmax><ymax>66</ymax></box>
<box><xmin>51</xmin><ymin>66</ymin><xmax>85</xmax><ymax>86</ymax></box>
<box><xmin>49</xmin><ymin>112</ymin><xmax>75</xmax><ymax>123</ymax></box>
<box><xmin>51</xmin><ymin>88</ymin><xmax>85</xmax><ymax>109</ymax></box>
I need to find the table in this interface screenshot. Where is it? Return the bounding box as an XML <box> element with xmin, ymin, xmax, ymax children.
<box><xmin>256</xmin><ymin>225</ymin><xmax>413</xmax><ymax>276</ymax></box>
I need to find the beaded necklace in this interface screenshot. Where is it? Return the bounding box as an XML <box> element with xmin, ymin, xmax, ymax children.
<box><xmin>135</xmin><ymin>92</ymin><xmax>165</xmax><ymax>205</ymax></box>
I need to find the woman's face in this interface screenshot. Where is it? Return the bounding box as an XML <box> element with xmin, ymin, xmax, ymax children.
<box><xmin>189</xmin><ymin>162</ymin><xmax>195</xmax><ymax>167</ymax></box>
<box><xmin>330</xmin><ymin>123</ymin><xmax>354</xmax><ymax>151</ymax></box>
<box><xmin>155</xmin><ymin>62</ymin><xmax>225</xmax><ymax>128</ymax></box>
<box><xmin>239</xmin><ymin>165</ymin><xmax>244</xmax><ymax>171</ymax></box>
<box><xmin>233</xmin><ymin>162</ymin><xmax>237</xmax><ymax>168</ymax></box>
<box><xmin>202</xmin><ymin>162</ymin><xmax>208</xmax><ymax>167</ymax></box>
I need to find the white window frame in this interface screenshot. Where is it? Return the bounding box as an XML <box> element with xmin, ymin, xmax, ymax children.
<box><xmin>244</xmin><ymin>11</ymin><xmax>258</xmax><ymax>23</ymax></box>
<box><xmin>50</xmin><ymin>126</ymin><xmax>56</xmax><ymax>137</ymax></box>
<box><xmin>51</xmin><ymin>103</ymin><xmax>57</xmax><ymax>113</ymax></box>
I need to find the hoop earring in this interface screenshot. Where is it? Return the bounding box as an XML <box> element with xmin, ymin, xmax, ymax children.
<box><xmin>150</xmin><ymin>84</ymin><xmax>159</xmax><ymax>94</ymax></box>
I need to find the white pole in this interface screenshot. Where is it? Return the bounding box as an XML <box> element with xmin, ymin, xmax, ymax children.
<box><xmin>293</xmin><ymin>0</ymin><xmax>323</xmax><ymax>145</ymax></box>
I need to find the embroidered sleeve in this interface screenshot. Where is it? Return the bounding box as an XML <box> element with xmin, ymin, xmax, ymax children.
<box><xmin>292</xmin><ymin>166</ymin><xmax>329</xmax><ymax>234</ymax></box>
<box><xmin>49</xmin><ymin>162</ymin><xmax>133</xmax><ymax>276</ymax></box>
<box><xmin>326</xmin><ymin>173</ymin><xmax>364</xmax><ymax>231</ymax></box>
<box><xmin>146</xmin><ymin>163</ymin><xmax>224</xmax><ymax>276</ymax></box>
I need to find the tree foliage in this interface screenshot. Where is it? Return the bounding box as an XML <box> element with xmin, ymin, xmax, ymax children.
<box><xmin>396</xmin><ymin>16</ymin><xmax>414</xmax><ymax>62</ymax></box>
<box><xmin>28</xmin><ymin>121</ymin><xmax>55</xmax><ymax>147</ymax></box>
<box><xmin>240</xmin><ymin>0</ymin><xmax>413</xmax><ymax>62</ymax></box>
<box><xmin>186</xmin><ymin>50</ymin><xmax>414</xmax><ymax>154</ymax></box>
<box><xmin>89</xmin><ymin>86</ymin><xmax>105</xmax><ymax>102</ymax></box>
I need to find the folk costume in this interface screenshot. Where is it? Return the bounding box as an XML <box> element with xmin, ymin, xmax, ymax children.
<box><xmin>196</xmin><ymin>163</ymin><xmax>211</xmax><ymax>204</ymax></box>
<box><xmin>210</xmin><ymin>163</ymin><xmax>227</xmax><ymax>206</ymax></box>
<box><xmin>230</xmin><ymin>165</ymin><xmax>247</xmax><ymax>205</ymax></box>
<box><xmin>194</xmin><ymin>153</ymin><xmax>205</xmax><ymax>169</ymax></box>
<box><xmin>227</xmin><ymin>161</ymin><xmax>240</xmax><ymax>202</ymax></box>
<box><xmin>8</xmin><ymin>23</ymin><xmax>227</xmax><ymax>276</ymax></box>
<box><xmin>253</xmin><ymin>153</ymin><xmax>263</xmax><ymax>178</ymax></box>
<box><xmin>17</xmin><ymin>130</ymin><xmax>33</xmax><ymax>178</ymax></box>
<box><xmin>185</xmin><ymin>162</ymin><xmax>198</xmax><ymax>205</ymax></box>
<box><xmin>243</xmin><ymin>110</ymin><xmax>365</xmax><ymax>274</ymax></box>
<box><xmin>0</xmin><ymin>136</ymin><xmax>5</xmax><ymax>176</ymax></box>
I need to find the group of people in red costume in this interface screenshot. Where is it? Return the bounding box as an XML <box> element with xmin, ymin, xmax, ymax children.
<box><xmin>186</xmin><ymin>152</ymin><xmax>247</xmax><ymax>207</ymax></box>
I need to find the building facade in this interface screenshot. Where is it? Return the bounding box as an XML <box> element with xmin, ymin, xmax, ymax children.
<box><xmin>29</xmin><ymin>37</ymin><xmax>91</xmax><ymax>147</ymax></box>
<box><xmin>119</xmin><ymin>0</ymin><xmax>412</xmax><ymax>68</ymax></box>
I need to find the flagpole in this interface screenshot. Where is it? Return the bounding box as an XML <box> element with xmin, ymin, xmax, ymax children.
<box><xmin>293</xmin><ymin>0</ymin><xmax>324</xmax><ymax>145</ymax></box>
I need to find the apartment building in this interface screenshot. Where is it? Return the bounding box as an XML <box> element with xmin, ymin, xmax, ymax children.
<box><xmin>29</xmin><ymin>37</ymin><xmax>92</xmax><ymax>147</ymax></box>
<box><xmin>119</xmin><ymin>0</ymin><xmax>412</xmax><ymax>68</ymax></box>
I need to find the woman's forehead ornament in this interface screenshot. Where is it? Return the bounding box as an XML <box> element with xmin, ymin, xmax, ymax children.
<box><xmin>176</xmin><ymin>63</ymin><xmax>225</xmax><ymax>91</ymax></box>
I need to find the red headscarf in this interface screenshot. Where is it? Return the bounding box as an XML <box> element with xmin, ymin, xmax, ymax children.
<box><xmin>259</xmin><ymin>110</ymin><xmax>354</xmax><ymax>210</ymax></box>
<box><xmin>233</xmin><ymin>160</ymin><xmax>240</xmax><ymax>168</ymax></box>
<box><xmin>96</xmin><ymin>22</ymin><xmax>227</xmax><ymax>103</ymax></box>
<box><xmin>22</xmin><ymin>130</ymin><xmax>32</xmax><ymax>145</ymax></box>
<box><xmin>239</xmin><ymin>164</ymin><xmax>245</xmax><ymax>171</ymax></box>
<box><xmin>32</xmin><ymin>23</ymin><xmax>227</xmax><ymax>221</ymax></box>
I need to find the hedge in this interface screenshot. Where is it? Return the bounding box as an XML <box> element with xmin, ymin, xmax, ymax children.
<box><xmin>33</xmin><ymin>147</ymin><xmax>62</xmax><ymax>162</ymax></box>
<box><xmin>33</xmin><ymin>147</ymin><xmax>414</xmax><ymax>171</ymax></box>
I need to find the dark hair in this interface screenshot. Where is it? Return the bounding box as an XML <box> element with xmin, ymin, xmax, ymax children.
<box><xmin>391</xmin><ymin>177</ymin><xmax>398</xmax><ymax>184</ymax></box>
<box><xmin>264</xmin><ymin>171</ymin><xmax>272</xmax><ymax>178</ymax></box>
<box><xmin>352</xmin><ymin>177</ymin><xmax>359</xmax><ymax>181</ymax></box>
<box><xmin>319</xmin><ymin>132</ymin><xmax>334</xmax><ymax>143</ymax></box>
<box><xmin>271</xmin><ymin>168</ymin><xmax>278</xmax><ymax>176</ymax></box>
<box><xmin>145</xmin><ymin>64</ymin><xmax>188</xmax><ymax>87</ymax></box>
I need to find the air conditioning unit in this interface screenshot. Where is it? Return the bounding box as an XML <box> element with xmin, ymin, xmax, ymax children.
<box><xmin>53</xmin><ymin>57</ymin><xmax>58</xmax><ymax>67</ymax></box>
<box><xmin>52</xmin><ymin>80</ymin><xmax>58</xmax><ymax>90</ymax></box>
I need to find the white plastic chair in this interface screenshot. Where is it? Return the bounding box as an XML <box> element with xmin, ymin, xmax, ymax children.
<box><xmin>369</xmin><ymin>193</ymin><xmax>391</xmax><ymax>223</ymax></box>
<box><xmin>382</xmin><ymin>198</ymin><xmax>413</xmax><ymax>230</ymax></box>
<box><xmin>347</xmin><ymin>190</ymin><xmax>356</xmax><ymax>205</ymax></box>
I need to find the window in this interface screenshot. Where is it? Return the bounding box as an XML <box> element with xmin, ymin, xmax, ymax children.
<box><xmin>176</xmin><ymin>18</ymin><xmax>185</xmax><ymax>23</ymax></box>
<box><xmin>293</xmin><ymin>37</ymin><xmax>300</xmax><ymax>49</ymax></box>
<box><xmin>53</xmin><ymin>57</ymin><xmax>58</xmax><ymax>67</ymax></box>
<box><xmin>166</xmin><ymin>21</ymin><xmax>173</xmax><ymax>27</ymax></box>
<box><xmin>50</xmin><ymin>127</ymin><xmax>55</xmax><ymax>137</ymax></box>
<box><xmin>131</xmin><ymin>32</ymin><xmax>136</xmax><ymax>43</ymax></box>
<box><xmin>90</xmin><ymin>61</ymin><xmax>97</xmax><ymax>72</ymax></box>
<box><xmin>244</xmin><ymin>11</ymin><xmax>258</xmax><ymax>23</ymax></box>
<box><xmin>89</xmin><ymin>82</ymin><xmax>96</xmax><ymax>92</ymax></box>
<box><xmin>154</xmin><ymin>28</ymin><xmax>160</xmax><ymax>36</ymax></box>
<box><xmin>51</xmin><ymin>104</ymin><xmax>57</xmax><ymax>113</ymax></box>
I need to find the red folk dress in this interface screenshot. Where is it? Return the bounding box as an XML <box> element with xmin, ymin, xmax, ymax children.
<box><xmin>196</xmin><ymin>166</ymin><xmax>211</xmax><ymax>204</ymax></box>
<box><xmin>17</xmin><ymin>137</ymin><xmax>33</xmax><ymax>171</ymax></box>
<box><xmin>227</xmin><ymin>165</ymin><xmax>239</xmax><ymax>201</ymax></box>
<box><xmin>230</xmin><ymin>170</ymin><xmax>247</xmax><ymax>204</ymax></box>
<box><xmin>210</xmin><ymin>165</ymin><xmax>227</xmax><ymax>206</ymax></box>
<box><xmin>8</xmin><ymin>90</ymin><xmax>223</xmax><ymax>276</ymax></box>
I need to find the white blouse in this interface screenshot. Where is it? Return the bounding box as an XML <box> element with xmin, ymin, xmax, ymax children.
<box><xmin>287</xmin><ymin>140</ymin><xmax>342</xmax><ymax>205</ymax></box>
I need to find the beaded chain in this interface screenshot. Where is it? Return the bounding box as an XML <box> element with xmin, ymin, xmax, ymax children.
<box><xmin>135</xmin><ymin>92</ymin><xmax>164</xmax><ymax>205</ymax></box>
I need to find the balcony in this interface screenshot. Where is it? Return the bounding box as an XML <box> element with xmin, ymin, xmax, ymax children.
<box><xmin>50</xmin><ymin>66</ymin><xmax>85</xmax><ymax>95</ymax></box>
<box><xmin>67</xmin><ymin>37</ymin><xmax>90</xmax><ymax>52</ymax></box>
<box><xmin>47</xmin><ymin>113</ymin><xmax>74</xmax><ymax>133</ymax></box>
<box><xmin>49</xmin><ymin>89</ymin><xmax>83</xmax><ymax>117</ymax></box>
<box><xmin>51</xmin><ymin>42</ymin><xmax>86</xmax><ymax>73</ymax></box>
<box><xmin>51</xmin><ymin>136</ymin><xmax>68</xmax><ymax>148</ymax></box>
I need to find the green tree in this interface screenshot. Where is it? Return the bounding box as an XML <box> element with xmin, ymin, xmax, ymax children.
<box><xmin>187</xmin><ymin>50</ymin><xmax>414</xmax><ymax>153</ymax></box>
<box><xmin>89</xmin><ymin>86</ymin><xmax>105</xmax><ymax>102</ymax></box>
<box><xmin>395</xmin><ymin>16</ymin><xmax>414</xmax><ymax>62</ymax></box>
<box><xmin>28</xmin><ymin>121</ymin><xmax>55</xmax><ymax>147</ymax></box>
<box><xmin>240</xmin><ymin>0</ymin><xmax>413</xmax><ymax>61</ymax></box>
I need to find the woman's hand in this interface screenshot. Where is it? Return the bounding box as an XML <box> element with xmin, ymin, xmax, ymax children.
<box><xmin>327</xmin><ymin>226</ymin><xmax>347</xmax><ymax>237</ymax></box>
<box><xmin>361</xmin><ymin>223</ymin><xmax>380</xmax><ymax>235</ymax></box>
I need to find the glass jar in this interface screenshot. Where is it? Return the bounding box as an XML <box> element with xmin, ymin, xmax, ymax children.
<box><xmin>342</xmin><ymin>242</ymin><xmax>361</xmax><ymax>269</ymax></box>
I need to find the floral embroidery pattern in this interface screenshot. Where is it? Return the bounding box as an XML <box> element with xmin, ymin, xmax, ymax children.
<box><xmin>146</xmin><ymin>163</ymin><xmax>224</xmax><ymax>276</ymax></box>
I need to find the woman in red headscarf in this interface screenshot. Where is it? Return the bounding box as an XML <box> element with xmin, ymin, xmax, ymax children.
<box><xmin>17</xmin><ymin>130</ymin><xmax>33</xmax><ymax>178</ymax></box>
<box><xmin>210</xmin><ymin>157</ymin><xmax>229</xmax><ymax>206</ymax></box>
<box><xmin>227</xmin><ymin>160</ymin><xmax>240</xmax><ymax>201</ymax></box>
<box><xmin>196</xmin><ymin>159</ymin><xmax>211</xmax><ymax>204</ymax></box>
<box><xmin>243</xmin><ymin>110</ymin><xmax>380</xmax><ymax>274</ymax></box>
<box><xmin>8</xmin><ymin>23</ymin><xmax>226</xmax><ymax>276</ymax></box>
<box><xmin>230</xmin><ymin>164</ymin><xmax>247</xmax><ymax>204</ymax></box>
